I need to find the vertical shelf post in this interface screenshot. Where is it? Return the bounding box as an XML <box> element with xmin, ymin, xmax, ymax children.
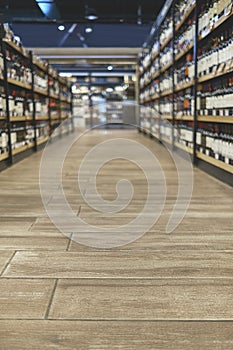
<box><xmin>58</xmin><ymin>79</ymin><xmax>62</xmax><ymax>138</ymax></box>
<box><xmin>171</xmin><ymin>0</ymin><xmax>175</xmax><ymax>150</ymax></box>
<box><xmin>158</xmin><ymin>28</ymin><xmax>162</xmax><ymax>143</ymax></box>
<box><xmin>47</xmin><ymin>66</ymin><xmax>52</xmax><ymax>139</ymax></box>
<box><xmin>88</xmin><ymin>73</ymin><xmax>93</xmax><ymax>129</ymax></box>
<box><xmin>29</xmin><ymin>51</ymin><xmax>37</xmax><ymax>152</ymax></box>
<box><xmin>193</xmin><ymin>0</ymin><xmax>199</xmax><ymax>164</ymax></box>
<box><xmin>70</xmin><ymin>82</ymin><xmax>74</xmax><ymax>133</ymax></box>
<box><xmin>1</xmin><ymin>39</ymin><xmax>13</xmax><ymax>164</ymax></box>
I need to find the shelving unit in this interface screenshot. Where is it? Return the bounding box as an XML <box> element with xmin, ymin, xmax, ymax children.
<box><xmin>0</xmin><ymin>24</ymin><xmax>73</xmax><ymax>171</ymax></box>
<box><xmin>138</xmin><ymin>0</ymin><xmax>233</xmax><ymax>185</ymax></box>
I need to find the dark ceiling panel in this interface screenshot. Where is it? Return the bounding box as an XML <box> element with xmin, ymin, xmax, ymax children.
<box><xmin>8</xmin><ymin>1</ymin><xmax>164</xmax><ymax>49</ymax></box>
<box><xmin>12</xmin><ymin>23</ymin><xmax>151</xmax><ymax>47</ymax></box>
<box><xmin>6</xmin><ymin>0</ymin><xmax>165</xmax><ymax>24</ymax></box>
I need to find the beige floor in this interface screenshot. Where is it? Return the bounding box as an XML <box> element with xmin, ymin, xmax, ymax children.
<box><xmin>0</xmin><ymin>129</ymin><xmax>233</xmax><ymax>349</ymax></box>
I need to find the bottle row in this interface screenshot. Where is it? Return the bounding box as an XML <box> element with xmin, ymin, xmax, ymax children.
<box><xmin>139</xmin><ymin>0</ymin><xmax>232</xmax><ymax>85</ymax></box>
<box><xmin>197</xmin><ymin>125</ymin><xmax>233</xmax><ymax>164</ymax></box>
<box><xmin>199</xmin><ymin>0</ymin><xmax>232</xmax><ymax>39</ymax></box>
<box><xmin>140</xmin><ymin>116</ymin><xmax>233</xmax><ymax>165</ymax></box>
<box><xmin>0</xmin><ymin>118</ymin><xmax>73</xmax><ymax>156</ymax></box>
<box><xmin>0</xmin><ymin>23</ymin><xmax>73</xmax><ymax>165</ymax></box>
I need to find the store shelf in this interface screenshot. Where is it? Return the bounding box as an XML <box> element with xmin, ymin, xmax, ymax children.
<box><xmin>175</xmin><ymin>80</ymin><xmax>194</xmax><ymax>92</ymax></box>
<box><xmin>175</xmin><ymin>141</ymin><xmax>193</xmax><ymax>154</ymax></box>
<box><xmin>151</xmin><ymin>132</ymin><xmax>159</xmax><ymax>139</ymax></box>
<box><xmin>0</xmin><ymin>152</ymin><xmax>9</xmax><ymax>161</ymax></box>
<box><xmin>198</xmin><ymin>7</ymin><xmax>233</xmax><ymax>42</ymax></box>
<box><xmin>10</xmin><ymin>116</ymin><xmax>33</xmax><ymax>122</ymax></box>
<box><xmin>160</xmin><ymin>33</ymin><xmax>173</xmax><ymax>51</ymax></box>
<box><xmin>198</xmin><ymin>116</ymin><xmax>233</xmax><ymax>124</ymax></box>
<box><xmin>151</xmin><ymin>94</ymin><xmax>160</xmax><ymax>100</ymax></box>
<box><xmin>152</xmin><ymin>71</ymin><xmax>160</xmax><ymax>80</ymax></box>
<box><xmin>50</xmin><ymin>93</ymin><xmax>60</xmax><ymax>100</ymax></box>
<box><xmin>160</xmin><ymin>61</ymin><xmax>173</xmax><ymax>73</ymax></box>
<box><xmin>34</xmin><ymin>87</ymin><xmax>48</xmax><ymax>96</ymax></box>
<box><xmin>37</xmin><ymin>136</ymin><xmax>49</xmax><ymax>146</ymax></box>
<box><xmin>8</xmin><ymin>78</ymin><xmax>31</xmax><ymax>90</ymax></box>
<box><xmin>0</xmin><ymin>28</ymin><xmax>73</xmax><ymax>172</ymax></box>
<box><xmin>175</xmin><ymin>115</ymin><xmax>194</xmax><ymax>121</ymax></box>
<box><xmin>12</xmin><ymin>143</ymin><xmax>35</xmax><ymax>156</ymax></box>
<box><xmin>198</xmin><ymin>65</ymin><xmax>233</xmax><ymax>83</ymax></box>
<box><xmin>161</xmin><ymin>136</ymin><xmax>172</xmax><ymax>145</ymax></box>
<box><xmin>60</xmin><ymin>97</ymin><xmax>68</xmax><ymax>102</ymax></box>
<box><xmin>49</xmin><ymin>70</ymin><xmax>58</xmax><ymax>79</ymax></box>
<box><xmin>36</xmin><ymin>116</ymin><xmax>49</xmax><ymax>121</ymax></box>
<box><xmin>162</xmin><ymin>115</ymin><xmax>173</xmax><ymax>121</ymax></box>
<box><xmin>175</xmin><ymin>3</ymin><xmax>196</xmax><ymax>32</ymax></box>
<box><xmin>152</xmin><ymin>51</ymin><xmax>159</xmax><ymax>60</ymax></box>
<box><xmin>61</xmin><ymin>97</ymin><xmax>71</xmax><ymax>103</ymax></box>
<box><xmin>3</xmin><ymin>39</ymin><xmax>30</xmax><ymax>59</ymax></box>
<box><xmin>33</xmin><ymin>59</ymin><xmax>47</xmax><ymax>72</ymax></box>
<box><xmin>175</xmin><ymin>42</ymin><xmax>194</xmax><ymax>62</ymax></box>
<box><xmin>138</xmin><ymin>0</ymin><xmax>233</xmax><ymax>185</ymax></box>
<box><xmin>197</xmin><ymin>152</ymin><xmax>233</xmax><ymax>174</ymax></box>
<box><xmin>51</xmin><ymin>119</ymin><xmax>60</xmax><ymax>126</ymax></box>
<box><xmin>160</xmin><ymin>89</ymin><xmax>173</xmax><ymax>97</ymax></box>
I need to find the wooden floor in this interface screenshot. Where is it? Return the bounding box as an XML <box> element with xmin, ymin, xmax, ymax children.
<box><xmin>0</xmin><ymin>129</ymin><xmax>233</xmax><ymax>349</ymax></box>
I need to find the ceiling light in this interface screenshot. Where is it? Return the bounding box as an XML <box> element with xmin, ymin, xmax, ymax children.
<box><xmin>85</xmin><ymin>8</ymin><xmax>98</xmax><ymax>21</ymax></box>
<box><xmin>106</xmin><ymin>88</ymin><xmax>113</xmax><ymax>93</ymax></box>
<box><xmin>58</xmin><ymin>24</ymin><xmax>65</xmax><ymax>31</ymax></box>
<box><xmin>85</xmin><ymin>27</ymin><xmax>93</xmax><ymax>33</ymax></box>
<box><xmin>86</xmin><ymin>14</ymin><xmax>98</xmax><ymax>20</ymax></box>
<box><xmin>107</xmin><ymin>65</ymin><xmax>113</xmax><ymax>71</ymax></box>
<box><xmin>115</xmin><ymin>86</ymin><xmax>124</xmax><ymax>92</ymax></box>
<box><xmin>59</xmin><ymin>73</ymin><xmax>72</xmax><ymax>77</ymax></box>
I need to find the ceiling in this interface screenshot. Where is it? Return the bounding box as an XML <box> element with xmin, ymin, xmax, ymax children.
<box><xmin>2</xmin><ymin>0</ymin><xmax>165</xmax><ymax>76</ymax></box>
<box><xmin>4</xmin><ymin>0</ymin><xmax>164</xmax><ymax>24</ymax></box>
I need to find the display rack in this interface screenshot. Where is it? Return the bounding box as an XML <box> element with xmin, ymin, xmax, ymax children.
<box><xmin>138</xmin><ymin>0</ymin><xmax>233</xmax><ymax>185</ymax></box>
<box><xmin>0</xmin><ymin>24</ymin><xmax>73</xmax><ymax>171</ymax></box>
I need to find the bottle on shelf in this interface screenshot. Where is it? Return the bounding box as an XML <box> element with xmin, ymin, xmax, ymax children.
<box><xmin>160</xmin><ymin>71</ymin><xmax>173</xmax><ymax>93</ymax></box>
<box><xmin>0</xmin><ymin>128</ymin><xmax>8</xmax><ymax>154</ymax></box>
<box><xmin>174</xmin><ymin>54</ymin><xmax>195</xmax><ymax>87</ymax></box>
<box><xmin>34</xmin><ymin>94</ymin><xmax>48</xmax><ymax>117</ymax></box>
<box><xmin>34</xmin><ymin>69</ymin><xmax>48</xmax><ymax>92</ymax></box>
<box><xmin>198</xmin><ymin>76</ymin><xmax>233</xmax><ymax>117</ymax></box>
<box><xmin>160</xmin><ymin>45</ymin><xmax>173</xmax><ymax>69</ymax></box>
<box><xmin>198</xmin><ymin>24</ymin><xmax>233</xmax><ymax>77</ymax></box>
<box><xmin>197</xmin><ymin>124</ymin><xmax>233</xmax><ymax>165</ymax></box>
<box><xmin>175</xmin><ymin>15</ymin><xmax>195</xmax><ymax>56</ymax></box>
<box><xmin>160</xmin><ymin>14</ymin><xmax>173</xmax><ymax>47</ymax></box>
<box><xmin>49</xmin><ymin>76</ymin><xmax>59</xmax><ymax>96</ymax></box>
<box><xmin>175</xmin><ymin>0</ymin><xmax>196</xmax><ymax>27</ymax></box>
<box><xmin>199</xmin><ymin>0</ymin><xmax>232</xmax><ymax>39</ymax></box>
<box><xmin>5</xmin><ymin>48</ymin><xmax>32</xmax><ymax>85</ymax></box>
<box><xmin>0</xmin><ymin>87</ymin><xmax>7</xmax><ymax>117</ymax></box>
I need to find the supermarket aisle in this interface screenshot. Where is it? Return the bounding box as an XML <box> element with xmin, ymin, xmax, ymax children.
<box><xmin>0</xmin><ymin>129</ymin><xmax>233</xmax><ymax>349</ymax></box>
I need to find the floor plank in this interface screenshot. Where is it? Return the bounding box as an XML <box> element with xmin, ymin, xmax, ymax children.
<box><xmin>0</xmin><ymin>320</ymin><xmax>233</xmax><ymax>350</ymax></box>
<box><xmin>0</xmin><ymin>279</ymin><xmax>55</xmax><ymax>319</ymax></box>
<box><xmin>4</xmin><ymin>250</ymin><xmax>233</xmax><ymax>278</ymax></box>
<box><xmin>49</xmin><ymin>279</ymin><xmax>233</xmax><ymax>320</ymax></box>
